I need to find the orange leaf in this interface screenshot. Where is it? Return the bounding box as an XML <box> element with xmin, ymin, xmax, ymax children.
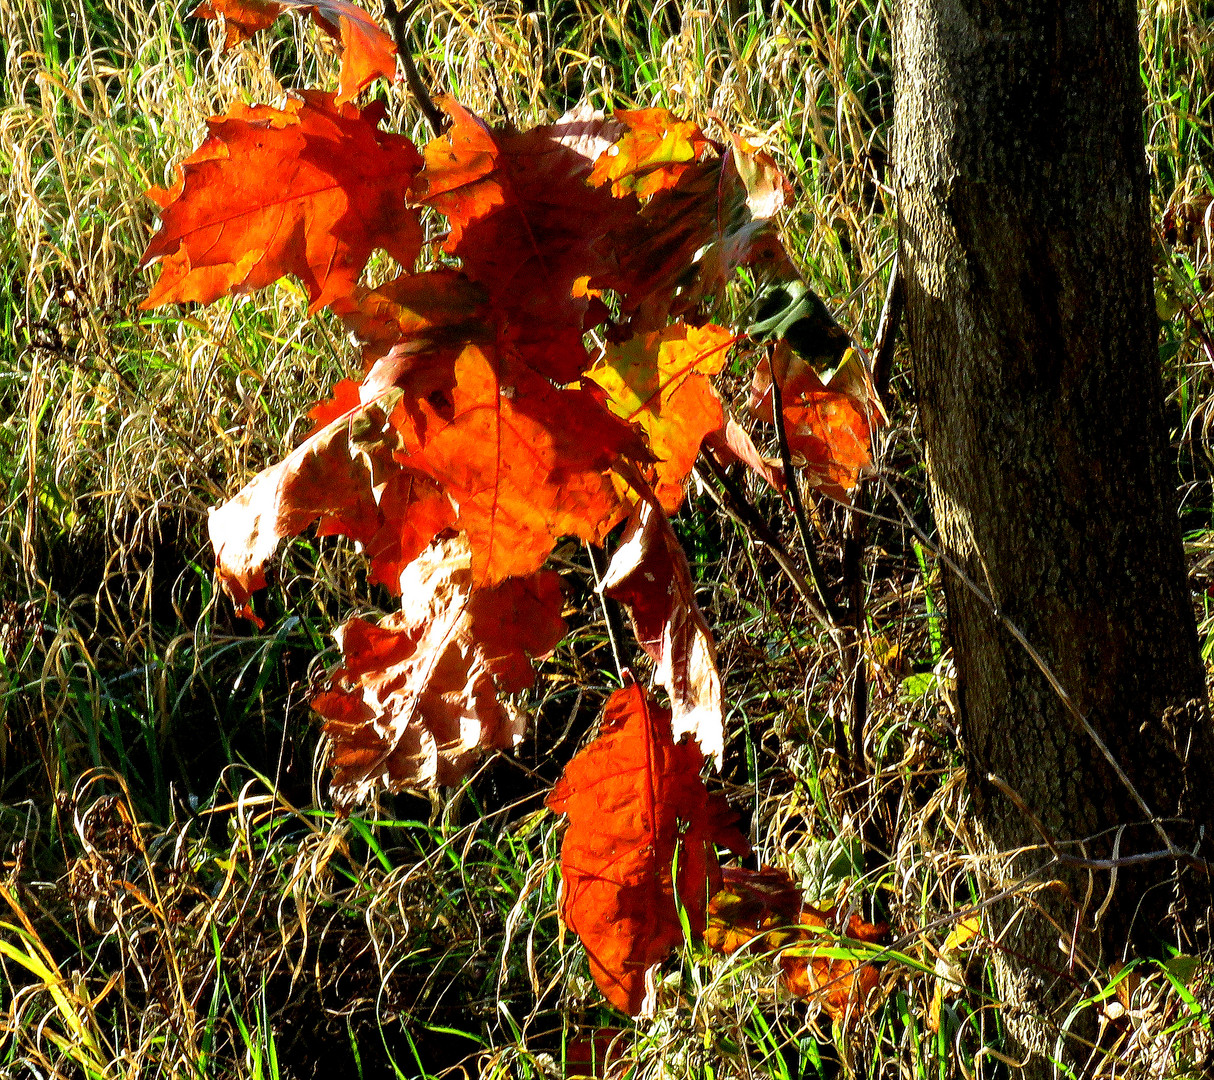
<box><xmin>600</xmin><ymin>499</ymin><xmax>724</xmax><ymax>765</ymax></box>
<box><xmin>207</xmin><ymin>376</ymin><xmax>453</xmax><ymax>619</ymax></box>
<box><xmin>386</xmin><ymin>331</ymin><xmax>647</xmax><ymax>587</ymax></box>
<box><xmin>749</xmin><ymin>342</ymin><xmax>876</xmax><ymax>503</ymax></box>
<box><xmin>332</xmin><ymin>269</ymin><xmax>493</xmax><ymax>368</ymax></box>
<box><xmin>314</xmin><ymin>536</ymin><xmax>566</xmax><ymax>804</ymax></box>
<box><xmin>702</xmin><ymin>414</ymin><xmax>786</xmax><ymax>492</ymax></box>
<box><xmin>413</xmin><ymin>99</ymin><xmax>639</xmax><ymax>383</ymax></box>
<box><xmin>593</xmin><ymin>126</ymin><xmax>795</xmax><ymax>330</ymax></box>
<box><xmin>704</xmin><ymin>865</ymin><xmax>803</xmax><ymax>954</ymax></box>
<box><xmin>705</xmin><ymin>866</ymin><xmax>887</xmax><ymax>1021</ymax></box>
<box><xmin>140</xmin><ymin>92</ymin><xmax>422</xmax><ymax>312</ymax></box>
<box><xmin>192</xmin><ymin>0</ymin><xmax>396</xmax><ymax>103</ymax></box>
<box><xmin>588</xmin><ymin>323</ymin><xmax>735</xmax><ymax>514</ymax></box>
<box><xmin>589</xmin><ymin>107</ymin><xmax>710</xmax><ymax>198</ymax></box>
<box><xmin>546</xmin><ymin>681</ymin><xmax>748</xmax><ymax>1015</ymax></box>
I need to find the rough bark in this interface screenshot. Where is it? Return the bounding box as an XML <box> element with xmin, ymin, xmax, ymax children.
<box><xmin>893</xmin><ymin>0</ymin><xmax>1214</xmax><ymax>1070</ymax></box>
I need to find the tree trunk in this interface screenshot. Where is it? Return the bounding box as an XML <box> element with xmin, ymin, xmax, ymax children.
<box><xmin>893</xmin><ymin>0</ymin><xmax>1214</xmax><ymax>1070</ymax></box>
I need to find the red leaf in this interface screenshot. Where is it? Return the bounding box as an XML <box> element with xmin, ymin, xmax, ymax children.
<box><xmin>703</xmin><ymin>414</ymin><xmax>786</xmax><ymax>492</ymax></box>
<box><xmin>140</xmin><ymin>92</ymin><xmax>422</xmax><ymax>312</ymax></box>
<box><xmin>600</xmin><ymin>499</ymin><xmax>724</xmax><ymax>765</ymax></box>
<box><xmin>704</xmin><ymin>866</ymin><xmax>887</xmax><ymax>1021</ymax></box>
<box><xmin>593</xmin><ymin>126</ymin><xmax>795</xmax><ymax>330</ymax></box>
<box><xmin>314</xmin><ymin>537</ymin><xmax>566</xmax><ymax>804</ymax></box>
<box><xmin>413</xmin><ymin>99</ymin><xmax>640</xmax><ymax>383</ymax></box>
<box><xmin>384</xmin><ymin>327</ymin><xmax>647</xmax><ymax>587</ymax></box>
<box><xmin>192</xmin><ymin>0</ymin><xmax>396</xmax><ymax>103</ymax></box>
<box><xmin>589</xmin><ymin>107</ymin><xmax>710</xmax><ymax>199</ymax></box>
<box><xmin>207</xmin><ymin>377</ymin><xmax>453</xmax><ymax>619</ymax></box>
<box><xmin>546</xmin><ymin>682</ymin><xmax>748</xmax><ymax>1015</ymax></box>
<box><xmin>587</xmin><ymin>323</ymin><xmax>735</xmax><ymax>514</ymax></box>
<box><xmin>749</xmin><ymin>342</ymin><xmax>877</xmax><ymax>503</ymax></box>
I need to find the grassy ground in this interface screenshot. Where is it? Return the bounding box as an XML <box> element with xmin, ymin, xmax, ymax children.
<box><xmin>1</xmin><ymin>0</ymin><xmax>1212</xmax><ymax>1076</ymax></box>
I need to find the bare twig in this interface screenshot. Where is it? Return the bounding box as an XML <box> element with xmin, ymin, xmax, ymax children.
<box><xmin>585</xmin><ymin>542</ymin><xmax>627</xmax><ymax>682</ymax></box>
<box><xmin>383</xmin><ymin>0</ymin><xmax>445</xmax><ymax>136</ymax></box>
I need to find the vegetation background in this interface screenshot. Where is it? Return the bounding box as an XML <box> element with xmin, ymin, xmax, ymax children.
<box><xmin>0</xmin><ymin>0</ymin><xmax>1211</xmax><ymax>1076</ymax></box>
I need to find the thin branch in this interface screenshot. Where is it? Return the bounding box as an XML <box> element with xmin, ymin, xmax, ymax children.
<box><xmin>383</xmin><ymin>0</ymin><xmax>445</xmax><ymax>136</ymax></box>
<box><xmin>695</xmin><ymin>452</ymin><xmax>839</xmax><ymax>638</ymax></box>
<box><xmin>585</xmin><ymin>541</ymin><xmax>627</xmax><ymax>683</ymax></box>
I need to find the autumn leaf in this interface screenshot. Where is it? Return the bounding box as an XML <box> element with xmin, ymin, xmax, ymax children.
<box><xmin>546</xmin><ymin>681</ymin><xmax>748</xmax><ymax>1015</ymax></box>
<box><xmin>600</xmin><ymin>499</ymin><xmax>724</xmax><ymax>766</ymax></box>
<box><xmin>704</xmin><ymin>865</ymin><xmax>804</xmax><ymax>954</ymax></box>
<box><xmin>587</xmin><ymin>323</ymin><xmax>736</xmax><ymax>513</ymax></box>
<box><xmin>207</xmin><ymin>376</ymin><xmax>453</xmax><ymax>621</ymax></box>
<box><xmin>749</xmin><ymin>342</ymin><xmax>877</xmax><ymax>503</ymax></box>
<box><xmin>313</xmin><ymin>536</ymin><xmax>566</xmax><ymax>804</ymax></box>
<box><xmin>192</xmin><ymin>0</ymin><xmax>396</xmax><ymax>103</ymax></box>
<box><xmin>589</xmin><ymin>107</ymin><xmax>710</xmax><ymax>198</ymax></box>
<box><xmin>593</xmin><ymin>125</ymin><xmax>795</xmax><ymax>330</ymax></box>
<box><xmin>413</xmin><ymin>98</ymin><xmax>640</xmax><ymax>383</ymax></box>
<box><xmin>702</xmin><ymin>414</ymin><xmax>786</xmax><ymax>492</ymax></box>
<box><xmin>332</xmin><ymin>269</ymin><xmax>493</xmax><ymax>368</ymax></box>
<box><xmin>705</xmin><ymin>866</ymin><xmax>887</xmax><ymax>1021</ymax></box>
<box><xmin>140</xmin><ymin>92</ymin><xmax>422</xmax><ymax>312</ymax></box>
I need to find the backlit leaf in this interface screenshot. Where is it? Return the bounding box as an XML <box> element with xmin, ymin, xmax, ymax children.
<box><xmin>546</xmin><ymin>681</ymin><xmax>748</xmax><ymax>1015</ymax></box>
<box><xmin>192</xmin><ymin>0</ymin><xmax>397</xmax><ymax>103</ymax></box>
<box><xmin>593</xmin><ymin>126</ymin><xmax>795</xmax><ymax>330</ymax></box>
<box><xmin>413</xmin><ymin>98</ymin><xmax>639</xmax><ymax>383</ymax></box>
<box><xmin>588</xmin><ymin>323</ymin><xmax>736</xmax><ymax>513</ymax></box>
<box><xmin>314</xmin><ymin>536</ymin><xmax>566</xmax><ymax>804</ymax></box>
<box><xmin>140</xmin><ymin>92</ymin><xmax>422</xmax><ymax>312</ymax></box>
<box><xmin>600</xmin><ymin>499</ymin><xmax>724</xmax><ymax>766</ymax></box>
<box><xmin>589</xmin><ymin>107</ymin><xmax>710</xmax><ymax>198</ymax></box>
<box><xmin>749</xmin><ymin>342</ymin><xmax>877</xmax><ymax>503</ymax></box>
<box><xmin>207</xmin><ymin>377</ymin><xmax>453</xmax><ymax>621</ymax></box>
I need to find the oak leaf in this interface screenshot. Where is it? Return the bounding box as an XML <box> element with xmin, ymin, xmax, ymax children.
<box><xmin>191</xmin><ymin>0</ymin><xmax>397</xmax><ymax>103</ymax></box>
<box><xmin>749</xmin><ymin>342</ymin><xmax>877</xmax><ymax>503</ymax></box>
<box><xmin>140</xmin><ymin>92</ymin><xmax>422</xmax><ymax>312</ymax></box>
<box><xmin>589</xmin><ymin>107</ymin><xmax>710</xmax><ymax>198</ymax></box>
<box><xmin>207</xmin><ymin>376</ymin><xmax>453</xmax><ymax>621</ymax></box>
<box><xmin>313</xmin><ymin>536</ymin><xmax>566</xmax><ymax>804</ymax></box>
<box><xmin>588</xmin><ymin>323</ymin><xmax>736</xmax><ymax>513</ymax></box>
<box><xmin>593</xmin><ymin>126</ymin><xmax>794</xmax><ymax>330</ymax></box>
<box><xmin>546</xmin><ymin>681</ymin><xmax>748</xmax><ymax>1015</ymax></box>
<box><xmin>413</xmin><ymin>98</ymin><xmax>640</xmax><ymax>383</ymax></box>
<box><xmin>385</xmin><ymin>331</ymin><xmax>647</xmax><ymax>587</ymax></box>
<box><xmin>705</xmin><ymin>866</ymin><xmax>887</xmax><ymax>1021</ymax></box>
<box><xmin>600</xmin><ymin>499</ymin><xmax>724</xmax><ymax>766</ymax></box>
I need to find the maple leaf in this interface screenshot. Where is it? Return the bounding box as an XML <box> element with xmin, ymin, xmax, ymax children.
<box><xmin>705</xmin><ymin>866</ymin><xmax>887</xmax><ymax>1021</ymax></box>
<box><xmin>191</xmin><ymin>0</ymin><xmax>396</xmax><ymax>103</ymax></box>
<box><xmin>413</xmin><ymin>98</ymin><xmax>640</xmax><ymax>383</ymax></box>
<box><xmin>588</xmin><ymin>323</ymin><xmax>736</xmax><ymax>513</ymax></box>
<box><xmin>546</xmin><ymin>681</ymin><xmax>748</xmax><ymax>1015</ymax></box>
<box><xmin>749</xmin><ymin>342</ymin><xmax>877</xmax><ymax>503</ymax></box>
<box><xmin>600</xmin><ymin>499</ymin><xmax>724</xmax><ymax>766</ymax></box>
<box><xmin>140</xmin><ymin>92</ymin><xmax>422</xmax><ymax>312</ymax></box>
<box><xmin>313</xmin><ymin>536</ymin><xmax>566</xmax><ymax>804</ymax></box>
<box><xmin>589</xmin><ymin>107</ymin><xmax>710</xmax><ymax>198</ymax></box>
<box><xmin>592</xmin><ymin>126</ymin><xmax>795</xmax><ymax>330</ymax></box>
<box><xmin>208</xmin><ymin>377</ymin><xmax>453</xmax><ymax>621</ymax></box>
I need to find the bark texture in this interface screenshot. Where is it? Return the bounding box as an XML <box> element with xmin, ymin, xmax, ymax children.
<box><xmin>894</xmin><ymin>0</ymin><xmax>1214</xmax><ymax>1069</ymax></box>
